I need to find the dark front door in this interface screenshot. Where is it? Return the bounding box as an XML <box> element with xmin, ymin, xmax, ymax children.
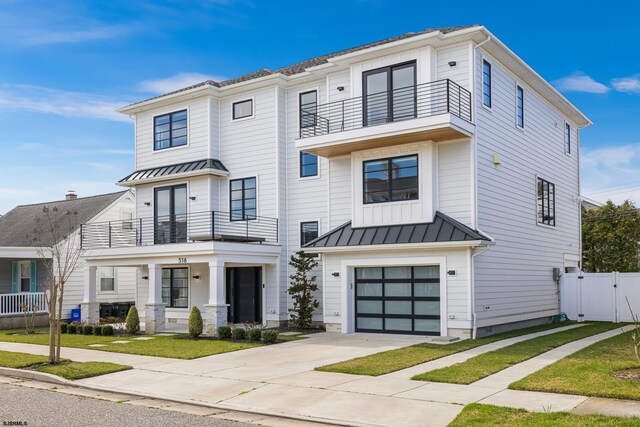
<box><xmin>154</xmin><ymin>184</ymin><xmax>187</xmax><ymax>244</ymax></box>
<box><xmin>226</xmin><ymin>267</ymin><xmax>262</xmax><ymax>323</ymax></box>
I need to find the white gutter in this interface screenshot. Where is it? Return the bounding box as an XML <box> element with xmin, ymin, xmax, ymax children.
<box><xmin>470</xmin><ymin>243</ymin><xmax>492</xmax><ymax>339</ymax></box>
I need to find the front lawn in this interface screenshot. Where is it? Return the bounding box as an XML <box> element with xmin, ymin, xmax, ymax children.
<box><xmin>449</xmin><ymin>403</ymin><xmax>640</xmax><ymax>427</ymax></box>
<box><xmin>316</xmin><ymin>322</ymin><xmax>571</xmax><ymax>376</ymax></box>
<box><xmin>413</xmin><ymin>322</ymin><xmax>619</xmax><ymax>384</ymax></box>
<box><xmin>510</xmin><ymin>329</ymin><xmax>640</xmax><ymax>400</ymax></box>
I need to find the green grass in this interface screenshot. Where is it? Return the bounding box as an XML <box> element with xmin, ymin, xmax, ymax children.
<box><xmin>449</xmin><ymin>404</ymin><xmax>640</xmax><ymax>427</ymax></box>
<box><xmin>316</xmin><ymin>322</ymin><xmax>571</xmax><ymax>376</ymax></box>
<box><xmin>413</xmin><ymin>322</ymin><xmax>619</xmax><ymax>384</ymax></box>
<box><xmin>0</xmin><ymin>349</ymin><xmax>51</xmax><ymax>368</ymax></box>
<box><xmin>0</xmin><ymin>329</ymin><xmax>262</xmax><ymax>359</ymax></box>
<box><xmin>511</xmin><ymin>329</ymin><xmax>640</xmax><ymax>400</ymax></box>
<box><xmin>37</xmin><ymin>361</ymin><xmax>131</xmax><ymax>380</ymax></box>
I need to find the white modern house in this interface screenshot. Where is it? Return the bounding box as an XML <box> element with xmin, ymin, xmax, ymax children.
<box><xmin>80</xmin><ymin>25</ymin><xmax>590</xmax><ymax>338</ymax></box>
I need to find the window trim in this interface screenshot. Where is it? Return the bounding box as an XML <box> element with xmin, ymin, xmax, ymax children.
<box><xmin>482</xmin><ymin>59</ymin><xmax>492</xmax><ymax>109</ymax></box>
<box><xmin>229</xmin><ymin>176</ymin><xmax>257</xmax><ymax>221</ymax></box>
<box><xmin>516</xmin><ymin>84</ymin><xmax>525</xmax><ymax>129</ymax></box>
<box><xmin>161</xmin><ymin>266</ymin><xmax>190</xmax><ymax>309</ymax></box>
<box><xmin>536</xmin><ymin>176</ymin><xmax>556</xmax><ymax>227</ymax></box>
<box><xmin>153</xmin><ymin>183</ymin><xmax>189</xmax><ymax>244</ymax></box>
<box><xmin>98</xmin><ymin>267</ymin><xmax>117</xmax><ymax>293</ymax></box>
<box><xmin>362</xmin><ymin>60</ymin><xmax>417</xmax><ymax>126</ymax></box>
<box><xmin>564</xmin><ymin>122</ymin><xmax>571</xmax><ymax>154</ymax></box>
<box><xmin>299</xmin><ymin>89</ymin><xmax>318</xmax><ymax>130</ymax></box>
<box><xmin>362</xmin><ymin>154</ymin><xmax>419</xmax><ymax>205</ymax></box>
<box><xmin>299</xmin><ymin>151</ymin><xmax>319</xmax><ymax>178</ymax></box>
<box><xmin>232</xmin><ymin>98</ymin><xmax>254</xmax><ymax>121</ymax></box>
<box><xmin>153</xmin><ymin>109</ymin><xmax>189</xmax><ymax>151</ymax></box>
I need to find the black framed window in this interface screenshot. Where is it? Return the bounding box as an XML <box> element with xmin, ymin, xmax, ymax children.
<box><xmin>516</xmin><ymin>85</ymin><xmax>524</xmax><ymax>128</ymax></box>
<box><xmin>154</xmin><ymin>110</ymin><xmax>187</xmax><ymax>150</ymax></box>
<box><xmin>300</xmin><ymin>151</ymin><xmax>318</xmax><ymax>177</ymax></box>
<box><xmin>230</xmin><ymin>177</ymin><xmax>256</xmax><ymax>221</ymax></box>
<box><xmin>162</xmin><ymin>267</ymin><xmax>188</xmax><ymax>308</ymax></box>
<box><xmin>482</xmin><ymin>60</ymin><xmax>492</xmax><ymax>108</ymax></box>
<box><xmin>537</xmin><ymin>177</ymin><xmax>556</xmax><ymax>226</ymax></box>
<box><xmin>363</xmin><ymin>61</ymin><xmax>416</xmax><ymax>126</ymax></box>
<box><xmin>232</xmin><ymin>99</ymin><xmax>253</xmax><ymax>119</ymax></box>
<box><xmin>299</xmin><ymin>90</ymin><xmax>317</xmax><ymax>128</ymax></box>
<box><xmin>154</xmin><ymin>184</ymin><xmax>187</xmax><ymax>244</ymax></box>
<box><xmin>300</xmin><ymin>221</ymin><xmax>319</xmax><ymax>246</ymax></box>
<box><xmin>363</xmin><ymin>155</ymin><xmax>418</xmax><ymax>204</ymax></box>
<box><xmin>565</xmin><ymin>123</ymin><xmax>571</xmax><ymax>154</ymax></box>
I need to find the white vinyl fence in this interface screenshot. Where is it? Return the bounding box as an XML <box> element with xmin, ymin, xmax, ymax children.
<box><xmin>560</xmin><ymin>272</ymin><xmax>640</xmax><ymax>322</ymax></box>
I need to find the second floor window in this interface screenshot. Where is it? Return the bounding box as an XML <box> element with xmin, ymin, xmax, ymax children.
<box><xmin>300</xmin><ymin>221</ymin><xmax>319</xmax><ymax>246</ymax></box>
<box><xmin>364</xmin><ymin>155</ymin><xmax>418</xmax><ymax>204</ymax></box>
<box><xmin>299</xmin><ymin>90</ymin><xmax>317</xmax><ymax>128</ymax></box>
<box><xmin>154</xmin><ymin>110</ymin><xmax>187</xmax><ymax>150</ymax></box>
<box><xmin>516</xmin><ymin>85</ymin><xmax>524</xmax><ymax>128</ymax></box>
<box><xmin>565</xmin><ymin>123</ymin><xmax>571</xmax><ymax>154</ymax></box>
<box><xmin>233</xmin><ymin>99</ymin><xmax>253</xmax><ymax>120</ymax></box>
<box><xmin>482</xmin><ymin>60</ymin><xmax>492</xmax><ymax>108</ymax></box>
<box><xmin>300</xmin><ymin>151</ymin><xmax>318</xmax><ymax>177</ymax></box>
<box><xmin>537</xmin><ymin>177</ymin><xmax>555</xmax><ymax>227</ymax></box>
<box><xmin>230</xmin><ymin>177</ymin><xmax>256</xmax><ymax>220</ymax></box>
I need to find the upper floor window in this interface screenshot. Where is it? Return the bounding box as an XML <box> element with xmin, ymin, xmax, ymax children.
<box><xmin>154</xmin><ymin>110</ymin><xmax>187</xmax><ymax>150</ymax></box>
<box><xmin>565</xmin><ymin>123</ymin><xmax>571</xmax><ymax>154</ymax></box>
<box><xmin>516</xmin><ymin>85</ymin><xmax>524</xmax><ymax>128</ymax></box>
<box><xmin>363</xmin><ymin>155</ymin><xmax>418</xmax><ymax>204</ymax></box>
<box><xmin>230</xmin><ymin>177</ymin><xmax>256</xmax><ymax>221</ymax></box>
<box><xmin>300</xmin><ymin>221</ymin><xmax>319</xmax><ymax>246</ymax></box>
<box><xmin>233</xmin><ymin>99</ymin><xmax>253</xmax><ymax>120</ymax></box>
<box><xmin>98</xmin><ymin>267</ymin><xmax>115</xmax><ymax>292</ymax></box>
<box><xmin>300</xmin><ymin>151</ymin><xmax>318</xmax><ymax>177</ymax></box>
<box><xmin>364</xmin><ymin>61</ymin><xmax>416</xmax><ymax>126</ymax></box>
<box><xmin>299</xmin><ymin>90</ymin><xmax>317</xmax><ymax>128</ymax></box>
<box><xmin>537</xmin><ymin>177</ymin><xmax>555</xmax><ymax>227</ymax></box>
<box><xmin>482</xmin><ymin>60</ymin><xmax>492</xmax><ymax>108</ymax></box>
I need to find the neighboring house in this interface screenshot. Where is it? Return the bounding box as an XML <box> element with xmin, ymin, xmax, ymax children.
<box><xmin>0</xmin><ymin>191</ymin><xmax>137</xmax><ymax>320</ymax></box>
<box><xmin>80</xmin><ymin>25</ymin><xmax>590</xmax><ymax>338</ymax></box>
<box><xmin>581</xmin><ymin>198</ymin><xmax>602</xmax><ymax>211</ymax></box>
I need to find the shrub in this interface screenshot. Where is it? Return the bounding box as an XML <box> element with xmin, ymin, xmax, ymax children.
<box><xmin>261</xmin><ymin>329</ymin><xmax>278</xmax><ymax>344</ymax></box>
<box><xmin>60</xmin><ymin>322</ymin><xmax>68</xmax><ymax>333</ymax></box>
<box><xmin>231</xmin><ymin>328</ymin><xmax>246</xmax><ymax>341</ymax></box>
<box><xmin>125</xmin><ymin>306</ymin><xmax>140</xmax><ymax>335</ymax></box>
<box><xmin>67</xmin><ymin>324</ymin><xmax>77</xmax><ymax>334</ymax></box>
<box><xmin>288</xmin><ymin>251</ymin><xmax>319</xmax><ymax>329</ymax></box>
<box><xmin>217</xmin><ymin>325</ymin><xmax>232</xmax><ymax>339</ymax></box>
<box><xmin>102</xmin><ymin>325</ymin><xmax>114</xmax><ymax>336</ymax></box>
<box><xmin>93</xmin><ymin>325</ymin><xmax>103</xmax><ymax>336</ymax></box>
<box><xmin>188</xmin><ymin>306</ymin><xmax>203</xmax><ymax>339</ymax></box>
<box><xmin>82</xmin><ymin>324</ymin><xmax>94</xmax><ymax>335</ymax></box>
<box><xmin>248</xmin><ymin>328</ymin><xmax>262</xmax><ymax>341</ymax></box>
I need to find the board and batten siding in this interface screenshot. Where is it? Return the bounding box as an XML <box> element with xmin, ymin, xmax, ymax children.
<box><xmin>473</xmin><ymin>49</ymin><xmax>580</xmax><ymax>328</ymax></box>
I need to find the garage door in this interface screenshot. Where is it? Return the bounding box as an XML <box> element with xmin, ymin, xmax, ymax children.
<box><xmin>355</xmin><ymin>266</ymin><xmax>440</xmax><ymax>335</ymax></box>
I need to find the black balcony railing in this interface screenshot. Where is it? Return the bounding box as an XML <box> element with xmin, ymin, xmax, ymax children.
<box><xmin>299</xmin><ymin>79</ymin><xmax>472</xmax><ymax>138</ymax></box>
<box><xmin>80</xmin><ymin>211</ymin><xmax>279</xmax><ymax>249</ymax></box>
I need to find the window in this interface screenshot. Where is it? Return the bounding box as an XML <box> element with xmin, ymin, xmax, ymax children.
<box><xmin>154</xmin><ymin>110</ymin><xmax>187</xmax><ymax>150</ymax></box>
<box><xmin>299</xmin><ymin>90</ymin><xmax>317</xmax><ymax>128</ymax></box>
<box><xmin>98</xmin><ymin>267</ymin><xmax>115</xmax><ymax>292</ymax></box>
<box><xmin>19</xmin><ymin>262</ymin><xmax>31</xmax><ymax>292</ymax></box>
<box><xmin>162</xmin><ymin>267</ymin><xmax>188</xmax><ymax>308</ymax></box>
<box><xmin>121</xmin><ymin>211</ymin><xmax>133</xmax><ymax>230</ymax></box>
<box><xmin>300</xmin><ymin>221</ymin><xmax>319</xmax><ymax>246</ymax></box>
<box><xmin>537</xmin><ymin>178</ymin><xmax>556</xmax><ymax>226</ymax></box>
<box><xmin>232</xmin><ymin>99</ymin><xmax>253</xmax><ymax>120</ymax></box>
<box><xmin>363</xmin><ymin>61</ymin><xmax>416</xmax><ymax>126</ymax></box>
<box><xmin>516</xmin><ymin>85</ymin><xmax>524</xmax><ymax>128</ymax></box>
<box><xmin>482</xmin><ymin>60</ymin><xmax>492</xmax><ymax>108</ymax></box>
<box><xmin>154</xmin><ymin>185</ymin><xmax>187</xmax><ymax>244</ymax></box>
<box><xmin>300</xmin><ymin>151</ymin><xmax>318</xmax><ymax>177</ymax></box>
<box><xmin>363</xmin><ymin>155</ymin><xmax>418</xmax><ymax>204</ymax></box>
<box><xmin>230</xmin><ymin>177</ymin><xmax>256</xmax><ymax>220</ymax></box>
<box><xmin>565</xmin><ymin>123</ymin><xmax>571</xmax><ymax>154</ymax></box>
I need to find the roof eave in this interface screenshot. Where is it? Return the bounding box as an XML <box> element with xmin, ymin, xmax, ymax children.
<box><xmin>302</xmin><ymin>240</ymin><xmax>491</xmax><ymax>253</ymax></box>
<box><xmin>117</xmin><ymin>169</ymin><xmax>229</xmax><ymax>187</ymax></box>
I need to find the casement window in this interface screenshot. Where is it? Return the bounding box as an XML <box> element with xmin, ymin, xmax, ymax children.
<box><xmin>161</xmin><ymin>267</ymin><xmax>188</xmax><ymax>308</ymax></box>
<box><xmin>154</xmin><ymin>110</ymin><xmax>187</xmax><ymax>150</ymax></box>
<box><xmin>363</xmin><ymin>155</ymin><xmax>418</xmax><ymax>204</ymax></box>
<box><xmin>98</xmin><ymin>267</ymin><xmax>116</xmax><ymax>292</ymax></box>
<box><xmin>565</xmin><ymin>123</ymin><xmax>571</xmax><ymax>154</ymax></box>
<box><xmin>300</xmin><ymin>221</ymin><xmax>319</xmax><ymax>246</ymax></box>
<box><xmin>230</xmin><ymin>177</ymin><xmax>257</xmax><ymax>221</ymax></box>
<box><xmin>299</xmin><ymin>90</ymin><xmax>317</xmax><ymax>129</ymax></box>
<box><xmin>19</xmin><ymin>261</ymin><xmax>31</xmax><ymax>292</ymax></box>
<box><xmin>482</xmin><ymin>60</ymin><xmax>492</xmax><ymax>108</ymax></box>
<box><xmin>537</xmin><ymin>177</ymin><xmax>556</xmax><ymax>226</ymax></box>
<box><xmin>300</xmin><ymin>151</ymin><xmax>318</xmax><ymax>177</ymax></box>
<box><xmin>516</xmin><ymin>85</ymin><xmax>524</xmax><ymax>128</ymax></box>
<box><xmin>232</xmin><ymin>99</ymin><xmax>253</xmax><ymax>120</ymax></box>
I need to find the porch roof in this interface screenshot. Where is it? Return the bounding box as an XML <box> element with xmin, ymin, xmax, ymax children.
<box><xmin>118</xmin><ymin>158</ymin><xmax>229</xmax><ymax>186</ymax></box>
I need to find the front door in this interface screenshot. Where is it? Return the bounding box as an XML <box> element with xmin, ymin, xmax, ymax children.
<box><xmin>154</xmin><ymin>184</ymin><xmax>187</xmax><ymax>244</ymax></box>
<box><xmin>226</xmin><ymin>267</ymin><xmax>262</xmax><ymax>323</ymax></box>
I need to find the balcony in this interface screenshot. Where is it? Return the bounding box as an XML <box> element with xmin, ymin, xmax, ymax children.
<box><xmin>80</xmin><ymin>211</ymin><xmax>279</xmax><ymax>250</ymax></box>
<box><xmin>296</xmin><ymin>79</ymin><xmax>474</xmax><ymax>157</ymax></box>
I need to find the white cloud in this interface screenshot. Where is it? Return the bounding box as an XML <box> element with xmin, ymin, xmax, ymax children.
<box><xmin>18</xmin><ymin>25</ymin><xmax>132</xmax><ymax>46</ymax></box>
<box><xmin>553</xmin><ymin>72</ymin><xmax>610</xmax><ymax>94</ymax></box>
<box><xmin>582</xmin><ymin>143</ymin><xmax>640</xmax><ymax>205</ymax></box>
<box><xmin>611</xmin><ymin>75</ymin><xmax>640</xmax><ymax>94</ymax></box>
<box><xmin>138</xmin><ymin>73</ymin><xmax>227</xmax><ymax>94</ymax></box>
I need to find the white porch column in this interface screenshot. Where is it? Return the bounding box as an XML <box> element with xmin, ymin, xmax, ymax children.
<box><xmin>144</xmin><ymin>264</ymin><xmax>165</xmax><ymax>334</ymax></box>
<box><xmin>204</xmin><ymin>260</ymin><xmax>228</xmax><ymax>336</ymax></box>
<box><xmin>80</xmin><ymin>266</ymin><xmax>99</xmax><ymax>324</ymax></box>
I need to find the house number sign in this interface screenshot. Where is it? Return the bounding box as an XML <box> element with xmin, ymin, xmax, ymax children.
<box><xmin>178</xmin><ymin>258</ymin><xmax>188</xmax><ymax>264</ymax></box>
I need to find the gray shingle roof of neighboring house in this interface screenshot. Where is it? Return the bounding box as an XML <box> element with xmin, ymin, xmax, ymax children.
<box><xmin>0</xmin><ymin>191</ymin><xmax>126</xmax><ymax>248</ymax></box>
<box><xmin>125</xmin><ymin>25</ymin><xmax>477</xmax><ymax>108</ymax></box>
<box><xmin>118</xmin><ymin>158</ymin><xmax>228</xmax><ymax>185</ymax></box>
<box><xmin>303</xmin><ymin>211</ymin><xmax>490</xmax><ymax>249</ymax></box>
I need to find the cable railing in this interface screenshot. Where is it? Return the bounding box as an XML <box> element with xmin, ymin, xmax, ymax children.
<box><xmin>299</xmin><ymin>79</ymin><xmax>472</xmax><ymax>138</ymax></box>
<box><xmin>80</xmin><ymin>211</ymin><xmax>279</xmax><ymax>249</ymax></box>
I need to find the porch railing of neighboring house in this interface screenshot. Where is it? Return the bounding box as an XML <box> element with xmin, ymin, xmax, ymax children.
<box><xmin>299</xmin><ymin>79</ymin><xmax>472</xmax><ymax>138</ymax></box>
<box><xmin>0</xmin><ymin>292</ymin><xmax>48</xmax><ymax>316</ymax></box>
<box><xmin>79</xmin><ymin>210</ymin><xmax>279</xmax><ymax>249</ymax></box>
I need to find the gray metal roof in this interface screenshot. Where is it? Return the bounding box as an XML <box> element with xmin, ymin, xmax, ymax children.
<box><xmin>303</xmin><ymin>212</ymin><xmax>490</xmax><ymax>249</ymax></box>
<box><xmin>118</xmin><ymin>158</ymin><xmax>228</xmax><ymax>185</ymax></box>
<box><xmin>0</xmin><ymin>191</ymin><xmax>126</xmax><ymax>248</ymax></box>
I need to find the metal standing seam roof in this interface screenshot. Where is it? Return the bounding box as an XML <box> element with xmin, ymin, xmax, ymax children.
<box><xmin>303</xmin><ymin>211</ymin><xmax>490</xmax><ymax>249</ymax></box>
<box><xmin>118</xmin><ymin>158</ymin><xmax>228</xmax><ymax>184</ymax></box>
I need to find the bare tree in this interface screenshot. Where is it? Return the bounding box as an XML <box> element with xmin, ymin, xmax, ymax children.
<box><xmin>31</xmin><ymin>206</ymin><xmax>84</xmax><ymax>364</ymax></box>
<box><xmin>626</xmin><ymin>297</ymin><xmax>640</xmax><ymax>365</ymax></box>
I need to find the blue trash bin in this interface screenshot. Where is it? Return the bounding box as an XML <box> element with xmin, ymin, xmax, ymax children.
<box><xmin>71</xmin><ymin>308</ymin><xmax>81</xmax><ymax>322</ymax></box>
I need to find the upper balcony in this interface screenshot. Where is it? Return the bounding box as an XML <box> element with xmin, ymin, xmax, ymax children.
<box><xmin>295</xmin><ymin>79</ymin><xmax>474</xmax><ymax>157</ymax></box>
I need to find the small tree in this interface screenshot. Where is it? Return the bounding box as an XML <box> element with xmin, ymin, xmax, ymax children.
<box><xmin>626</xmin><ymin>297</ymin><xmax>640</xmax><ymax>365</ymax></box>
<box><xmin>188</xmin><ymin>306</ymin><xmax>203</xmax><ymax>339</ymax></box>
<box><xmin>125</xmin><ymin>305</ymin><xmax>140</xmax><ymax>334</ymax></box>
<box><xmin>288</xmin><ymin>251</ymin><xmax>319</xmax><ymax>329</ymax></box>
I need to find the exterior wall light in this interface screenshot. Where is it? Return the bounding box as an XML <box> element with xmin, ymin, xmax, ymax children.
<box><xmin>141</xmin><ymin>276</ymin><xmax>149</xmax><ymax>280</ymax></box>
<box><xmin>337</xmin><ymin>86</ymin><xmax>345</xmax><ymax>91</ymax></box>
<box><xmin>448</xmin><ymin>61</ymin><xmax>457</xmax><ymax>67</ymax></box>
<box><xmin>192</xmin><ymin>275</ymin><xmax>200</xmax><ymax>280</ymax></box>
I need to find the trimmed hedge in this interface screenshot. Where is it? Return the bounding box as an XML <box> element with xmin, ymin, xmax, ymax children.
<box><xmin>125</xmin><ymin>306</ymin><xmax>140</xmax><ymax>335</ymax></box>
<box><xmin>261</xmin><ymin>330</ymin><xmax>278</xmax><ymax>344</ymax></box>
<box><xmin>60</xmin><ymin>322</ymin><xmax>68</xmax><ymax>333</ymax></box>
<box><xmin>82</xmin><ymin>324</ymin><xmax>93</xmax><ymax>335</ymax></box>
<box><xmin>102</xmin><ymin>325</ymin><xmax>114</xmax><ymax>336</ymax></box>
<box><xmin>217</xmin><ymin>325</ymin><xmax>232</xmax><ymax>339</ymax></box>
<box><xmin>188</xmin><ymin>307</ymin><xmax>203</xmax><ymax>339</ymax></box>
<box><xmin>67</xmin><ymin>324</ymin><xmax>77</xmax><ymax>334</ymax></box>
<box><xmin>231</xmin><ymin>328</ymin><xmax>246</xmax><ymax>340</ymax></box>
<box><xmin>248</xmin><ymin>328</ymin><xmax>262</xmax><ymax>341</ymax></box>
<box><xmin>93</xmin><ymin>325</ymin><xmax>103</xmax><ymax>336</ymax></box>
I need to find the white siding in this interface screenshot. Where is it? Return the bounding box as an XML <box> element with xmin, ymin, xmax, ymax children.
<box><xmin>438</xmin><ymin>141</ymin><xmax>472</xmax><ymax>226</ymax></box>
<box><xmin>328</xmin><ymin>155</ymin><xmax>352</xmax><ymax>229</ymax></box>
<box><xmin>436</xmin><ymin>43</ymin><xmax>472</xmax><ymax>89</ymax></box>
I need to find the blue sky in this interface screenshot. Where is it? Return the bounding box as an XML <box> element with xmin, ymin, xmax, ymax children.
<box><xmin>1</xmin><ymin>0</ymin><xmax>639</xmax><ymax>213</ymax></box>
